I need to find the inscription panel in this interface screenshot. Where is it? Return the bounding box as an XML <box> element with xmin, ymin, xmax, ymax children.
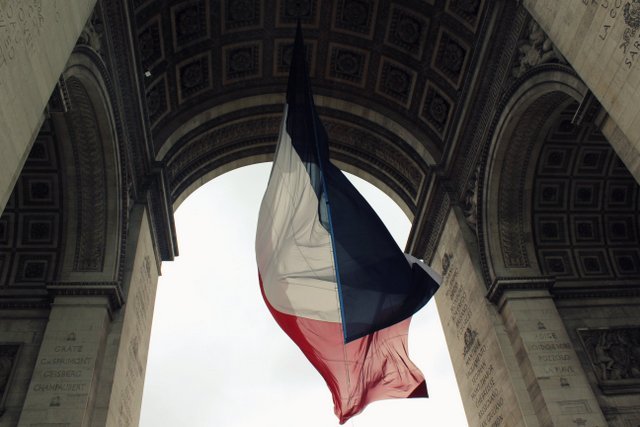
<box><xmin>501</xmin><ymin>301</ymin><xmax>608</xmax><ymax>426</ymax></box>
<box><xmin>442</xmin><ymin>263</ymin><xmax>506</xmax><ymax>427</ymax></box>
<box><xmin>0</xmin><ymin>1</ymin><xmax>46</xmax><ymax>84</ymax></box>
<box><xmin>18</xmin><ymin>306</ymin><xmax>110</xmax><ymax>426</ymax></box>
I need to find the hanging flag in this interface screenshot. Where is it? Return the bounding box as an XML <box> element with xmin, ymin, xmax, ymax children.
<box><xmin>255</xmin><ymin>23</ymin><xmax>440</xmax><ymax>424</ymax></box>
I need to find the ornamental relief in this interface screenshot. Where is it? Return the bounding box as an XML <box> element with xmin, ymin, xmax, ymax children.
<box><xmin>512</xmin><ymin>19</ymin><xmax>566</xmax><ymax>79</ymax></box>
<box><xmin>579</xmin><ymin>327</ymin><xmax>640</xmax><ymax>394</ymax></box>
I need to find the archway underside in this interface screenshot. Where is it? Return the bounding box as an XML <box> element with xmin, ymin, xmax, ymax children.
<box><xmin>532</xmin><ymin>104</ymin><xmax>640</xmax><ymax>289</ymax></box>
<box><xmin>166</xmin><ymin>107</ymin><xmax>431</xmax><ymax>217</ymax></box>
<box><xmin>130</xmin><ymin>0</ymin><xmax>493</xmax><ymax>211</ymax></box>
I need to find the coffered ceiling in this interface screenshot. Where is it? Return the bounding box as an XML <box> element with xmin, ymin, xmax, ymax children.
<box><xmin>129</xmin><ymin>0</ymin><xmax>492</xmax><ymax>213</ymax></box>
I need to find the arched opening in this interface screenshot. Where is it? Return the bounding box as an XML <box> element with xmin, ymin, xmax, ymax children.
<box><xmin>140</xmin><ymin>163</ymin><xmax>467</xmax><ymax>426</ymax></box>
<box><xmin>482</xmin><ymin>68</ymin><xmax>640</xmax><ymax>292</ymax></box>
<box><xmin>480</xmin><ymin>67</ymin><xmax>640</xmax><ymax>425</ymax></box>
<box><xmin>481</xmin><ymin>69</ymin><xmax>587</xmax><ymax>283</ymax></box>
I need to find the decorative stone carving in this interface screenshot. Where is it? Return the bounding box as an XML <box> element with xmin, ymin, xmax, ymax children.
<box><xmin>497</xmin><ymin>92</ymin><xmax>566</xmax><ymax>269</ymax></box>
<box><xmin>223</xmin><ymin>43</ymin><xmax>261</xmax><ymax>82</ymax></box>
<box><xmin>512</xmin><ymin>20</ymin><xmax>566</xmax><ymax>79</ymax></box>
<box><xmin>579</xmin><ymin>327</ymin><xmax>640</xmax><ymax>394</ymax></box>
<box><xmin>327</xmin><ymin>44</ymin><xmax>368</xmax><ymax>87</ymax></box>
<box><xmin>463</xmin><ymin>327</ymin><xmax>478</xmax><ymax>358</ymax></box>
<box><xmin>274</xmin><ymin>39</ymin><xmax>316</xmax><ymax>76</ymax></box>
<box><xmin>137</xmin><ymin>17</ymin><xmax>164</xmax><ymax>70</ymax></box>
<box><xmin>66</xmin><ymin>78</ymin><xmax>107</xmax><ymax>272</ymax></box>
<box><xmin>376</xmin><ymin>58</ymin><xmax>415</xmax><ymax>107</ymax></box>
<box><xmin>284</xmin><ymin>0</ymin><xmax>311</xmax><ymax>18</ymax></box>
<box><xmin>323</xmin><ymin>119</ymin><xmax>424</xmax><ymax>198</ymax></box>
<box><xmin>78</xmin><ymin>8</ymin><xmax>104</xmax><ymax>55</ymax></box>
<box><xmin>333</xmin><ymin>0</ymin><xmax>376</xmax><ymax>38</ymax></box>
<box><xmin>624</xmin><ymin>0</ymin><xmax>640</xmax><ymax>31</ymax></box>
<box><xmin>172</xmin><ymin>0</ymin><xmax>209</xmax><ymax>51</ymax></box>
<box><xmin>420</xmin><ymin>83</ymin><xmax>452</xmax><ymax>138</ymax></box>
<box><xmin>168</xmin><ymin>116</ymin><xmax>282</xmax><ymax>190</ymax></box>
<box><xmin>223</xmin><ymin>0</ymin><xmax>262</xmax><ymax>32</ymax></box>
<box><xmin>278</xmin><ymin>0</ymin><xmax>318</xmax><ymax>26</ymax></box>
<box><xmin>46</xmin><ymin>281</ymin><xmax>125</xmax><ymax>312</ymax></box>
<box><xmin>461</xmin><ymin>166</ymin><xmax>479</xmax><ymax>231</ymax></box>
<box><xmin>442</xmin><ymin>252</ymin><xmax>453</xmax><ymax>276</ymax></box>
<box><xmin>385</xmin><ymin>5</ymin><xmax>428</xmax><ymax>59</ymax></box>
<box><xmin>434</xmin><ymin>30</ymin><xmax>469</xmax><ymax>88</ymax></box>
<box><xmin>177</xmin><ymin>54</ymin><xmax>211</xmax><ymax>102</ymax></box>
<box><xmin>446</xmin><ymin>0</ymin><xmax>484</xmax><ymax>30</ymax></box>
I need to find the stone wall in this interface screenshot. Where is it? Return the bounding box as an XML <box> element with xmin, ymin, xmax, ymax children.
<box><xmin>432</xmin><ymin>210</ymin><xmax>537</xmax><ymax>427</ymax></box>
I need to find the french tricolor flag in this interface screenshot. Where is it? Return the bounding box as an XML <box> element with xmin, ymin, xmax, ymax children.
<box><xmin>255</xmin><ymin>24</ymin><xmax>440</xmax><ymax>424</ymax></box>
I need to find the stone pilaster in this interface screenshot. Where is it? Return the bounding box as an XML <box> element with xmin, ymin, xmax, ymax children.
<box><xmin>493</xmin><ymin>280</ymin><xmax>608</xmax><ymax>427</ymax></box>
<box><xmin>17</xmin><ymin>296</ymin><xmax>111</xmax><ymax>427</ymax></box>
<box><xmin>433</xmin><ymin>210</ymin><xmax>538</xmax><ymax>427</ymax></box>
<box><xmin>92</xmin><ymin>206</ymin><xmax>160</xmax><ymax>427</ymax></box>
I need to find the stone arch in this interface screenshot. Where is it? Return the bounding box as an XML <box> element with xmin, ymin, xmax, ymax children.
<box><xmin>52</xmin><ymin>51</ymin><xmax>125</xmax><ymax>286</ymax></box>
<box><xmin>162</xmin><ymin>96</ymin><xmax>433</xmax><ymax>219</ymax></box>
<box><xmin>479</xmin><ymin>67</ymin><xmax>587</xmax><ymax>285</ymax></box>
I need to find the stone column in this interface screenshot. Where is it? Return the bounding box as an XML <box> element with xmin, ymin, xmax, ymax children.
<box><xmin>433</xmin><ymin>210</ymin><xmax>539</xmax><ymax>427</ymax></box>
<box><xmin>0</xmin><ymin>0</ymin><xmax>96</xmax><ymax>214</ymax></box>
<box><xmin>491</xmin><ymin>280</ymin><xmax>608</xmax><ymax>427</ymax></box>
<box><xmin>17</xmin><ymin>295</ymin><xmax>112</xmax><ymax>426</ymax></box>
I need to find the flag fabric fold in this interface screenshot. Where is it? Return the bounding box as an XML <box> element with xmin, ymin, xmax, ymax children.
<box><xmin>255</xmin><ymin>23</ymin><xmax>440</xmax><ymax>424</ymax></box>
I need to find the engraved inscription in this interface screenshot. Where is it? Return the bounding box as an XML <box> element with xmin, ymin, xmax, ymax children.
<box><xmin>31</xmin><ymin>336</ymin><xmax>94</xmax><ymax>396</ymax></box>
<box><xmin>525</xmin><ymin>325</ymin><xmax>581</xmax><ymax>381</ymax></box>
<box><xmin>464</xmin><ymin>338</ymin><xmax>504</xmax><ymax>427</ymax></box>
<box><xmin>444</xmin><ymin>268</ymin><xmax>471</xmax><ymax>339</ymax></box>
<box><xmin>0</xmin><ymin>0</ymin><xmax>45</xmax><ymax>84</ymax></box>
<box><xmin>582</xmin><ymin>0</ymin><xmax>640</xmax><ymax>69</ymax></box>
<box><xmin>442</xmin><ymin>261</ymin><xmax>504</xmax><ymax>427</ymax></box>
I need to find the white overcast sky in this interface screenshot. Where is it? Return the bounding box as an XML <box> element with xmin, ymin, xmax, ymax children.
<box><xmin>139</xmin><ymin>163</ymin><xmax>468</xmax><ymax>427</ymax></box>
